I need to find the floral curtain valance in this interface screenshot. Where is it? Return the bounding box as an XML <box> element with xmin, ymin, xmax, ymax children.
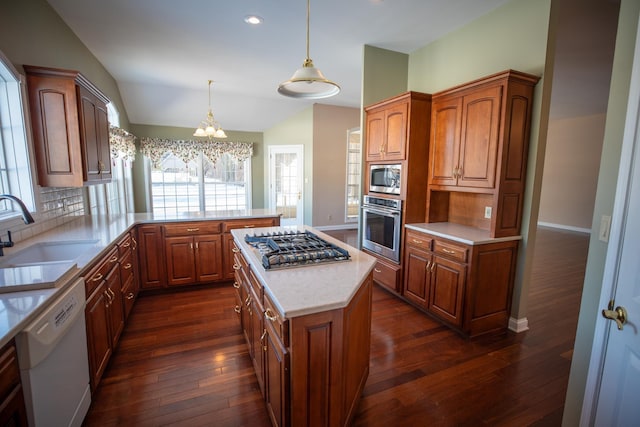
<box><xmin>109</xmin><ymin>125</ymin><xmax>137</xmax><ymax>165</ymax></box>
<box><xmin>140</xmin><ymin>137</ymin><xmax>254</xmax><ymax>167</ymax></box>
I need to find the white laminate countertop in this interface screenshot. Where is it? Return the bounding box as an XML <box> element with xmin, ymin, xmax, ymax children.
<box><xmin>231</xmin><ymin>226</ymin><xmax>376</xmax><ymax>318</ymax></box>
<box><xmin>405</xmin><ymin>222</ymin><xmax>522</xmax><ymax>245</ymax></box>
<box><xmin>0</xmin><ymin>209</ymin><xmax>279</xmax><ymax>348</ymax></box>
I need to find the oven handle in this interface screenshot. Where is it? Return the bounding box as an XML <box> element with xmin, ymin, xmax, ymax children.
<box><xmin>362</xmin><ymin>206</ymin><xmax>401</xmax><ymax>216</ymax></box>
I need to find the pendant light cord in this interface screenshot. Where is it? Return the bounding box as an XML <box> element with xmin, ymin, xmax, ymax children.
<box><xmin>305</xmin><ymin>0</ymin><xmax>310</xmax><ymax>61</ymax></box>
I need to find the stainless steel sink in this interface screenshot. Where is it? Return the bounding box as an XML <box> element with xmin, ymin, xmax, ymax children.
<box><xmin>0</xmin><ymin>240</ymin><xmax>101</xmax><ymax>268</ymax></box>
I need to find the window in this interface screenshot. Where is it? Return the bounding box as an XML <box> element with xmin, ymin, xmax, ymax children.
<box><xmin>345</xmin><ymin>127</ymin><xmax>361</xmax><ymax>222</ymax></box>
<box><xmin>0</xmin><ymin>51</ymin><xmax>35</xmax><ymax>221</ymax></box>
<box><xmin>141</xmin><ymin>138</ymin><xmax>253</xmax><ymax>216</ymax></box>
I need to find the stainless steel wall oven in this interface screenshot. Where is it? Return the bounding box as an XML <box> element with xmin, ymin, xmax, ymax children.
<box><xmin>361</xmin><ymin>195</ymin><xmax>402</xmax><ymax>263</ymax></box>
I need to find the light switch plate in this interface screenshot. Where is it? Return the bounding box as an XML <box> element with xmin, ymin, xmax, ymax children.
<box><xmin>484</xmin><ymin>206</ymin><xmax>492</xmax><ymax>219</ymax></box>
<box><xmin>599</xmin><ymin>215</ymin><xmax>611</xmax><ymax>242</ymax></box>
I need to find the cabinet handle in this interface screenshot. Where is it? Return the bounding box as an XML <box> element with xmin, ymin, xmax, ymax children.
<box><xmin>442</xmin><ymin>248</ymin><xmax>456</xmax><ymax>255</ymax></box>
<box><xmin>109</xmin><ymin>255</ymin><xmax>118</xmax><ymax>263</ymax></box>
<box><xmin>190</xmin><ymin>242</ymin><xmax>193</xmax><ymax>250</ymax></box>
<box><xmin>425</xmin><ymin>260</ymin><xmax>431</xmax><ymax>271</ymax></box>
<box><xmin>233</xmin><ymin>281</ymin><xmax>240</xmax><ymax>289</ymax></box>
<box><xmin>108</xmin><ymin>288</ymin><xmax>116</xmax><ymax>299</ymax></box>
<box><xmin>132</xmin><ymin>236</ymin><xmax>138</xmax><ymax>251</ymax></box>
<box><xmin>374</xmin><ymin>268</ymin><xmax>382</xmax><ymax>273</ymax></box>
<box><xmin>104</xmin><ymin>290</ymin><xmax>112</xmax><ymax>304</ymax></box>
<box><xmin>104</xmin><ymin>291</ymin><xmax>110</xmax><ymax>307</ymax></box>
<box><xmin>412</xmin><ymin>238</ymin><xmax>423</xmax><ymax>244</ymax></box>
<box><xmin>234</xmin><ymin>305</ymin><xmax>241</xmax><ymax>314</ymax></box>
<box><xmin>126</xmin><ymin>293</ymin><xmax>134</xmax><ymax>300</ymax></box>
<box><xmin>195</xmin><ymin>242</ymin><xmax>199</xmax><ymax>250</ymax></box>
<box><xmin>245</xmin><ymin>296</ymin><xmax>251</xmax><ymax>307</ymax></box>
<box><xmin>233</xmin><ymin>264</ymin><xmax>241</xmax><ymax>270</ymax></box>
<box><xmin>91</xmin><ymin>273</ymin><xmax>103</xmax><ymax>282</ymax></box>
<box><xmin>264</xmin><ymin>308</ymin><xmax>277</xmax><ymax>322</ymax></box>
<box><xmin>232</xmin><ymin>247</ymin><xmax>240</xmax><ymax>253</ymax></box>
<box><xmin>243</xmin><ymin>225</ymin><xmax>255</xmax><ymax>228</ymax></box>
<box><xmin>122</xmin><ymin>241</ymin><xmax>130</xmax><ymax>248</ymax></box>
<box><xmin>123</xmin><ymin>263</ymin><xmax>132</xmax><ymax>270</ymax></box>
<box><xmin>431</xmin><ymin>262</ymin><xmax>436</xmax><ymax>273</ymax></box>
<box><xmin>187</xmin><ymin>228</ymin><xmax>200</xmax><ymax>232</ymax></box>
<box><xmin>260</xmin><ymin>329</ymin><xmax>267</xmax><ymax>342</ymax></box>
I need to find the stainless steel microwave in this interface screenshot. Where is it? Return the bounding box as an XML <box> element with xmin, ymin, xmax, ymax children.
<box><xmin>369</xmin><ymin>163</ymin><xmax>401</xmax><ymax>195</ymax></box>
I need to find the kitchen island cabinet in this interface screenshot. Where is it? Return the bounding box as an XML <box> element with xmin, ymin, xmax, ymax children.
<box><xmin>232</xmin><ymin>226</ymin><xmax>375</xmax><ymax>427</ymax></box>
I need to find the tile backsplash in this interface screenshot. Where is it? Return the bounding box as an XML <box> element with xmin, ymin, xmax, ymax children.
<box><xmin>1</xmin><ymin>187</ymin><xmax>85</xmax><ymax>244</ymax></box>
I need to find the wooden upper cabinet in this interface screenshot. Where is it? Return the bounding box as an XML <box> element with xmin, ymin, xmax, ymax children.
<box><xmin>429</xmin><ymin>96</ymin><xmax>462</xmax><ymax>187</ymax></box>
<box><xmin>365</xmin><ymin>99</ymin><xmax>408</xmax><ymax>161</ymax></box>
<box><xmin>24</xmin><ymin>65</ymin><xmax>111</xmax><ymax>187</ymax></box>
<box><xmin>78</xmin><ymin>83</ymin><xmax>112</xmax><ymax>183</ymax></box>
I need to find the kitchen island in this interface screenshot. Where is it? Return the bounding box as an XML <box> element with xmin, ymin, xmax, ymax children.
<box><xmin>231</xmin><ymin>226</ymin><xmax>376</xmax><ymax>427</ymax></box>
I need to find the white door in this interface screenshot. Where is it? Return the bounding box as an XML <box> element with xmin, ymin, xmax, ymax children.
<box><xmin>582</xmin><ymin>16</ymin><xmax>640</xmax><ymax>425</ymax></box>
<box><xmin>268</xmin><ymin>145</ymin><xmax>303</xmax><ymax>226</ymax></box>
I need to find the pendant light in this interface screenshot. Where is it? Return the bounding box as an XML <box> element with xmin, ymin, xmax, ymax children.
<box><xmin>194</xmin><ymin>80</ymin><xmax>227</xmax><ymax>139</ymax></box>
<box><xmin>278</xmin><ymin>0</ymin><xmax>340</xmax><ymax>99</ymax></box>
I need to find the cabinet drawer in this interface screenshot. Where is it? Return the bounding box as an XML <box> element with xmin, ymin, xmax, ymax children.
<box><xmin>433</xmin><ymin>240</ymin><xmax>468</xmax><ymax>262</ymax></box>
<box><xmin>247</xmin><ymin>269</ymin><xmax>263</xmax><ymax>301</ymax></box>
<box><xmin>223</xmin><ymin>218</ymin><xmax>279</xmax><ymax>232</ymax></box>
<box><xmin>121</xmin><ymin>275</ymin><xmax>136</xmax><ymax>319</ymax></box>
<box><xmin>0</xmin><ymin>341</ymin><xmax>20</xmax><ymax>401</ymax></box>
<box><xmin>405</xmin><ymin>230</ymin><xmax>433</xmax><ymax>251</ymax></box>
<box><xmin>117</xmin><ymin>232</ymin><xmax>134</xmax><ymax>256</ymax></box>
<box><xmin>164</xmin><ymin>221</ymin><xmax>222</xmax><ymax>237</ymax></box>
<box><xmin>234</xmin><ymin>250</ymin><xmax>249</xmax><ymax>271</ymax></box>
<box><xmin>264</xmin><ymin>293</ymin><xmax>289</xmax><ymax>348</ymax></box>
<box><xmin>372</xmin><ymin>259</ymin><xmax>401</xmax><ymax>293</ymax></box>
<box><xmin>85</xmin><ymin>247</ymin><xmax>118</xmax><ymax>296</ymax></box>
<box><xmin>119</xmin><ymin>250</ymin><xmax>134</xmax><ymax>284</ymax></box>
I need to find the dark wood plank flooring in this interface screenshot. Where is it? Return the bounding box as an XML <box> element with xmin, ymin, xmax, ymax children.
<box><xmin>84</xmin><ymin>227</ymin><xmax>589</xmax><ymax>426</ymax></box>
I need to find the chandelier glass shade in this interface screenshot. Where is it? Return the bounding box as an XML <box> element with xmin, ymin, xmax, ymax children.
<box><xmin>194</xmin><ymin>80</ymin><xmax>227</xmax><ymax>139</ymax></box>
<box><xmin>278</xmin><ymin>0</ymin><xmax>340</xmax><ymax>99</ymax></box>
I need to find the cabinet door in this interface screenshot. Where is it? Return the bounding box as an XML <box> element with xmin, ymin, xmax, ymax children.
<box><xmin>240</xmin><ymin>278</ymin><xmax>252</xmax><ymax>351</ymax></box>
<box><xmin>165</xmin><ymin>236</ymin><xmax>196</xmax><ymax>286</ymax></box>
<box><xmin>383</xmin><ymin>102</ymin><xmax>408</xmax><ymax>160</ymax></box>
<box><xmin>403</xmin><ymin>246</ymin><xmax>431</xmax><ymax>308</ymax></box>
<box><xmin>429</xmin><ymin>255</ymin><xmax>466</xmax><ymax>327</ymax></box>
<box><xmin>458</xmin><ymin>85</ymin><xmax>502</xmax><ymax>188</ymax></box>
<box><xmin>25</xmin><ymin>71</ymin><xmax>83</xmax><ymax>187</ymax></box>
<box><xmin>264</xmin><ymin>322</ymin><xmax>290</xmax><ymax>427</ymax></box>
<box><xmin>137</xmin><ymin>225</ymin><xmax>166</xmax><ymax>289</ymax></box>
<box><xmin>365</xmin><ymin>109</ymin><xmax>385</xmax><ymax>161</ymax></box>
<box><xmin>85</xmin><ymin>283</ymin><xmax>112</xmax><ymax>392</ymax></box>
<box><xmin>429</xmin><ymin>96</ymin><xmax>462</xmax><ymax>186</ymax></box>
<box><xmin>251</xmin><ymin>296</ymin><xmax>266</xmax><ymax>396</ymax></box>
<box><xmin>77</xmin><ymin>85</ymin><xmax>102</xmax><ymax>182</ymax></box>
<box><xmin>105</xmin><ymin>265</ymin><xmax>125</xmax><ymax>347</ymax></box>
<box><xmin>195</xmin><ymin>234</ymin><xmax>222</xmax><ymax>282</ymax></box>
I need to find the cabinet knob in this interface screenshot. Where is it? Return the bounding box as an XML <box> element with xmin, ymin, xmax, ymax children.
<box><xmin>234</xmin><ymin>305</ymin><xmax>241</xmax><ymax>314</ymax></box>
<box><xmin>123</xmin><ymin>263</ymin><xmax>132</xmax><ymax>270</ymax></box>
<box><xmin>109</xmin><ymin>255</ymin><xmax>118</xmax><ymax>263</ymax></box>
<box><xmin>233</xmin><ymin>281</ymin><xmax>240</xmax><ymax>289</ymax></box>
<box><xmin>233</xmin><ymin>264</ymin><xmax>241</xmax><ymax>270</ymax></box>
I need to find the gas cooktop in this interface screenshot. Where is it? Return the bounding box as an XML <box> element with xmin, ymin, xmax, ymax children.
<box><xmin>244</xmin><ymin>231</ymin><xmax>350</xmax><ymax>270</ymax></box>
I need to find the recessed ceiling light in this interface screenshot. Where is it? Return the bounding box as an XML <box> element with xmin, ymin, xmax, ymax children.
<box><xmin>244</xmin><ymin>15</ymin><xmax>263</xmax><ymax>25</ymax></box>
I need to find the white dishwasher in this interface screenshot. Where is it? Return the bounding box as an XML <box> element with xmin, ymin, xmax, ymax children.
<box><xmin>15</xmin><ymin>277</ymin><xmax>92</xmax><ymax>427</ymax></box>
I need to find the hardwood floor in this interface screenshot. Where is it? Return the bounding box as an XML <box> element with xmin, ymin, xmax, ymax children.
<box><xmin>84</xmin><ymin>227</ymin><xmax>589</xmax><ymax>426</ymax></box>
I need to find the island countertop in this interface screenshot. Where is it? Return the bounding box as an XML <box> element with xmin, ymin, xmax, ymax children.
<box><xmin>405</xmin><ymin>222</ymin><xmax>522</xmax><ymax>245</ymax></box>
<box><xmin>231</xmin><ymin>225</ymin><xmax>376</xmax><ymax>318</ymax></box>
<box><xmin>0</xmin><ymin>210</ymin><xmax>279</xmax><ymax>348</ymax></box>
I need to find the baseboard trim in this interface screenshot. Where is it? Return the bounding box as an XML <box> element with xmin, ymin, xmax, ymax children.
<box><xmin>508</xmin><ymin>317</ymin><xmax>529</xmax><ymax>333</ymax></box>
<box><xmin>313</xmin><ymin>224</ymin><xmax>358</xmax><ymax>231</ymax></box>
<box><xmin>537</xmin><ymin>221</ymin><xmax>591</xmax><ymax>234</ymax></box>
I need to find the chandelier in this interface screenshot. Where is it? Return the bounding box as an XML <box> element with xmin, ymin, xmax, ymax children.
<box><xmin>193</xmin><ymin>80</ymin><xmax>227</xmax><ymax>139</ymax></box>
<box><xmin>277</xmin><ymin>0</ymin><xmax>340</xmax><ymax>99</ymax></box>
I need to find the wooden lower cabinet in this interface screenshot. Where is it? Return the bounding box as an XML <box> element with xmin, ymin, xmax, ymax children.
<box><xmin>138</xmin><ymin>224</ymin><xmax>166</xmax><ymax>289</ymax></box>
<box><xmin>367</xmin><ymin>252</ymin><xmax>402</xmax><ymax>294</ymax></box>
<box><xmin>233</xmin><ymin>246</ymin><xmax>372</xmax><ymax>427</ymax></box>
<box><xmin>165</xmin><ymin>234</ymin><xmax>223</xmax><ymax>285</ymax></box>
<box><xmin>0</xmin><ymin>340</ymin><xmax>28</xmax><ymax>426</ymax></box>
<box><xmin>403</xmin><ymin>228</ymin><xmax>518</xmax><ymax>336</ymax></box>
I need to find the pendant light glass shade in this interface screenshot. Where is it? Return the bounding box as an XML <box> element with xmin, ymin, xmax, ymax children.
<box><xmin>278</xmin><ymin>0</ymin><xmax>340</xmax><ymax>99</ymax></box>
<box><xmin>194</xmin><ymin>80</ymin><xmax>227</xmax><ymax>139</ymax></box>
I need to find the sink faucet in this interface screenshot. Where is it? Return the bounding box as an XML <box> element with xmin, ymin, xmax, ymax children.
<box><xmin>0</xmin><ymin>194</ymin><xmax>35</xmax><ymax>256</ymax></box>
<box><xmin>0</xmin><ymin>194</ymin><xmax>35</xmax><ymax>224</ymax></box>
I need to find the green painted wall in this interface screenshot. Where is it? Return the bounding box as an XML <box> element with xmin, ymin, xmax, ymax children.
<box><xmin>0</xmin><ymin>0</ymin><xmax>129</xmax><ymax>129</ymax></box>
<box><xmin>362</xmin><ymin>46</ymin><xmax>409</xmax><ymax>107</ymax></box>
<box><xmin>128</xmin><ymin>124</ymin><xmax>264</xmax><ymax>213</ymax></box>
<box><xmin>407</xmin><ymin>0</ymin><xmax>551</xmax><ymax>323</ymax></box>
<box><xmin>563</xmin><ymin>0</ymin><xmax>640</xmax><ymax>424</ymax></box>
<box><xmin>263</xmin><ymin>107</ymin><xmax>314</xmax><ymax>224</ymax></box>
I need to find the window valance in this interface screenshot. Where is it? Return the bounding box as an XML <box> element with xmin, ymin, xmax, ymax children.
<box><xmin>109</xmin><ymin>125</ymin><xmax>137</xmax><ymax>164</ymax></box>
<box><xmin>140</xmin><ymin>137</ymin><xmax>253</xmax><ymax>167</ymax></box>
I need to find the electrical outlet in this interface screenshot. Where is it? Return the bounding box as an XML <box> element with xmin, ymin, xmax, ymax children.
<box><xmin>328</xmin><ymin>214</ymin><xmax>333</xmax><ymax>221</ymax></box>
<box><xmin>484</xmin><ymin>206</ymin><xmax>492</xmax><ymax>219</ymax></box>
<box><xmin>599</xmin><ymin>215</ymin><xmax>611</xmax><ymax>242</ymax></box>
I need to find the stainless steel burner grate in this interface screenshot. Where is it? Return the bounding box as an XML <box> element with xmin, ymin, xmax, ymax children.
<box><xmin>244</xmin><ymin>231</ymin><xmax>350</xmax><ymax>270</ymax></box>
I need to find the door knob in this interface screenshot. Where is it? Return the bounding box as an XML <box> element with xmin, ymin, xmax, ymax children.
<box><xmin>602</xmin><ymin>300</ymin><xmax>628</xmax><ymax>330</ymax></box>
